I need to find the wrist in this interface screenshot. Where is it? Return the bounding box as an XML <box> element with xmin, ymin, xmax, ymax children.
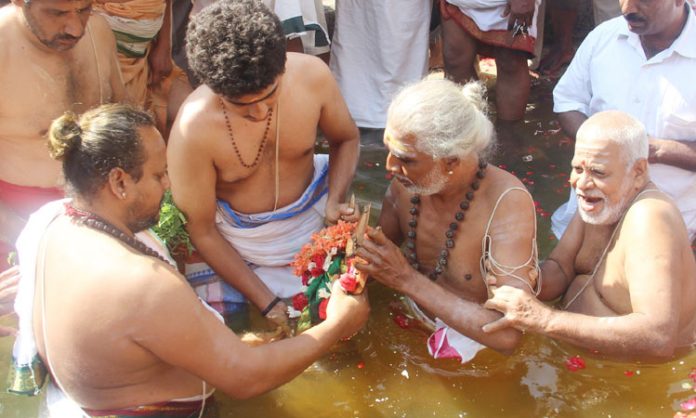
<box><xmin>261</xmin><ymin>296</ymin><xmax>283</xmax><ymax>317</ymax></box>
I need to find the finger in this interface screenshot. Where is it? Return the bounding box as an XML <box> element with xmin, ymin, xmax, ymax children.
<box><xmin>481</xmin><ymin>317</ymin><xmax>509</xmax><ymax>334</ymax></box>
<box><xmin>339</xmin><ymin>206</ymin><xmax>355</xmax><ymax>216</ymax></box>
<box><xmin>356</xmin><ymin>236</ymin><xmax>381</xmax><ymax>254</ymax></box>
<box><xmin>502</xmin><ymin>3</ymin><xmax>511</xmax><ymax>17</ymax></box>
<box><xmin>485</xmin><ymin>274</ymin><xmax>498</xmax><ymax>287</ymax></box>
<box><xmin>365</xmin><ymin>226</ymin><xmax>390</xmax><ymax>246</ymax></box>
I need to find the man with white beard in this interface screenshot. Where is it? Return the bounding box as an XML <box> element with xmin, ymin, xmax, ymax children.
<box><xmin>355</xmin><ymin>79</ymin><xmax>540</xmax><ymax>363</ymax></box>
<box><xmin>483</xmin><ymin>111</ymin><xmax>696</xmax><ymax>361</ymax></box>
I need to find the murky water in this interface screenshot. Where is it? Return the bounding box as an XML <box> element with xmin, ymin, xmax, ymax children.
<box><xmin>0</xmin><ymin>77</ymin><xmax>694</xmax><ymax>417</ymax></box>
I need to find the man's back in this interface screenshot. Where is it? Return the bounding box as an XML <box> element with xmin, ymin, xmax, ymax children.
<box><xmin>0</xmin><ymin>6</ymin><xmax>123</xmax><ymax>188</ymax></box>
<box><xmin>33</xmin><ymin>215</ymin><xmax>206</xmax><ymax>409</ymax></box>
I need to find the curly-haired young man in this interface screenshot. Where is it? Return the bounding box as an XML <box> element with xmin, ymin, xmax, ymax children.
<box><xmin>168</xmin><ymin>0</ymin><xmax>360</xmax><ymax>332</ymax></box>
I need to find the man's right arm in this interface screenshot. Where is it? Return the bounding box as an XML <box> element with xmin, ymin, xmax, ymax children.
<box><xmin>133</xmin><ymin>267</ymin><xmax>369</xmax><ymax>399</ymax></box>
<box><xmin>538</xmin><ymin>213</ymin><xmax>583</xmax><ymax>301</ymax></box>
<box><xmin>167</xmin><ymin>118</ymin><xmax>279</xmax><ymax>314</ymax></box>
<box><xmin>377</xmin><ymin>183</ymin><xmax>403</xmax><ymax>245</ymax></box>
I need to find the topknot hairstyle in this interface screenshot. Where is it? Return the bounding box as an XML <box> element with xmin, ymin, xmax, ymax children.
<box><xmin>48</xmin><ymin>104</ymin><xmax>155</xmax><ymax>199</ymax></box>
<box><xmin>387</xmin><ymin>78</ymin><xmax>495</xmax><ymax>162</ymax></box>
<box><xmin>186</xmin><ymin>0</ymin><xmax>287</xmax><ymax>98</ymax></box>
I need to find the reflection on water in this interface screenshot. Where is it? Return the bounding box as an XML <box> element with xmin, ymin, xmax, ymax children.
<box><xmin>1</xmin><ymin>79</ymin><xmax>694</xmax><ymax>417</ymax></box>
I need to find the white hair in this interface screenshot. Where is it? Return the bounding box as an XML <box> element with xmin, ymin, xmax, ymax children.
<box><xmin>577</xmin><ymin>111</ymin><xmax>649</xmax><ymax>167</ymax></box>
<box><xmin>386</xmin><ymin>79</ymin><xmax>495</xmax><ymax>160</ymax></box>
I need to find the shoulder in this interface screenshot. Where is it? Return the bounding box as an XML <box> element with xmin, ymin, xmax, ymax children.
<box><xmin>622</xmin><ymin>190</ymin><xmax>685</xmax><ymax>237</ymax></box>
<box><xmin>483</xmin><ymin>168</ymin><xmax>535</xmax><ymax>222</ymax></box>
<box><xmin>88</xmin><ymin>12</ymin><xmax>116</xmax><ymax>45</ymax></box>
<box><xmin>169</xmin><ymin>86</ymin><xmax>217</xmax><ymax>150</ymax></box>
<box><xmin>286</xmin><ymin>52</ymin><xmax>335</xmax><ymax>88</ymax></box>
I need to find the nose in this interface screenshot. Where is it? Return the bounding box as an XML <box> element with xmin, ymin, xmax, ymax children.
<box><xmin>246</xmin><ymin>102</ymin><xmax>270</xmax><ymax>121</ymax></box>
<box><xmin>385</xmin><ymin>152</ymin><xmax>400</xmax><ymax>173</ymax></box>
<box><xmin>63</xmin><ymin>14</ymin><xmax>85</xmax><ymax>38</ymax></box>
<box><xmin>572</xmin><ymin>171</ymin><xmax>594</xmax><ymax>191</ymax></box>
<box><xmin>161</xmin><ymin>173</ymin><xmax>171</xmax><ymax>190</ymax></box>
<box><xmin>620</xmin><ymin>0</ymin><xmax>638</xmax><ymax>15</ymax></box>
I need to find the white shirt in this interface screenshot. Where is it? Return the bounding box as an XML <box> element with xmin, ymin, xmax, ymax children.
<box><xmin>552</xmin><ymin>7</ymin><xmax>696</xmax><ymax>238</ymax></box>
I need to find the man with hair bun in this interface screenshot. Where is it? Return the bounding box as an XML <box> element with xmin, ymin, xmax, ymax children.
<box><xmin>483</xmin><ymin>111</ymin><xmax>696</xmax><ymax>361</ymax></box>
<box><xmin>168</xmin><ymin>0</ymin><xmax>359</xmax><ymax>331</ymax></box>
<box><xmin>0</xmin><ymin>0</ymin><xmax>126</xmax><ymax>272</ymax></box>
<box><xmin>355</xmin><ymin>78</ymin><xmax>539</xmax><ymax>362</ymax></box>
<box><xmin>9</xmin><ymin>104</ymin><xmax>368</xmax><ymax>416</ymax></box>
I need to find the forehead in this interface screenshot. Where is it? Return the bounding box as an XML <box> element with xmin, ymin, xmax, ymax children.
<box><xmin>572</xmin><ymin>137</ymin><xmax>623</xmax><ymax>165</ymax></box>
<box><xmin>228</xmin><ymin>78</ymin><xmax>281</xmax><ymax>105</ymax></box>
<box><xmin>138</xmin><ymin>126</ymin><xmax>166</xmax><ymax>166</ymax></box>
<box><xmin>30</xmin><ymin>0</ymin><xmax>93</xmax><ymax>10</ymax></box>
<box><xmin>383</xmin><ymin>127</ymin><xmax>419</xmax><ymax>155</ymax></box>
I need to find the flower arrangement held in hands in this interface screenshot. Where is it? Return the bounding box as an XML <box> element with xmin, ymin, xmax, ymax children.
<box><xmin>290</xmin><ymin>202</ymin><xmax>370</xmax><ymax>333</ymax></box>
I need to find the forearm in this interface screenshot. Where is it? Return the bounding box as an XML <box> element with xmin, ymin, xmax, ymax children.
<box><xmin>326</xmin><ymin>135</ymin><xmax>359</xmax><ymax>205</ymax></box>
<box><xmin>650</xmin><ymin>138</ymin><xmax>696</xmax><ymax>171</ymax></box>
<box><xmin>403</xmin><ymin>272</ymin><xmax>522</xmax><ymax>354</ymax></box>
<box><xmin>229</xmin><ymin>318</ymin><xmax>344</xmax><ymax>398</ymax></box>
<box><xmin>155</xmin><ymin>0</ymin><xmax>173</xmax><ymax>52</ymax></box>
<box><xmin>0</xmin><ymin>202</ymin><xmax>26</xmax><ymax>244</ymax></box>
<box><xmin>557</xmin><ymin>111</ymin><xmax>587</xmax><ymax>140</ymax></box>
<box><xmin>537</xmin><ymin>309</ymin><xmax>675</xmax><ymax>358</ymax></box>
<box><xmin>190</xmin><ymin>227</ymin><xmax>276</xmax><ymax>309</ymax></box>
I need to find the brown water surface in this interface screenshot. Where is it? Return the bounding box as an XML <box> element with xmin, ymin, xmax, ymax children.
<box><xmin>0</xmin><ymin>78</ymin><xmax>694</xmax><ymax>418</ymax></box>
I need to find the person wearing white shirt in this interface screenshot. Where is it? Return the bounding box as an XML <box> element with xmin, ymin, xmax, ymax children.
<box><xmin>551</xmin><ymin>0</ymin><xmax>696</xmax><ymax>240</ymax></box>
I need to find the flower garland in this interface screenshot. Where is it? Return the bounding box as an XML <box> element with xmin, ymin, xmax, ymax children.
<box><xmin>290</xmin><ymin>220</ymin><xmax>366</xmax><ymax>333</ymax></box>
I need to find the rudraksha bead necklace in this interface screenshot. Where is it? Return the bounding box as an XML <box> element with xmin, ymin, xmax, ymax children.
<box><xmin>405</xmin><ymin>160</ymin><xmax>488</xmax><ymax>281</ymax></box>
<box><xmin>219</xmin><ymin>97</ymin><xmax>274</xmax><ymax>169</ymax></box>
<box><xmin>64</xmin><ymin>203</ymin><xmax>170</xmax><ymax>264</ymax></box>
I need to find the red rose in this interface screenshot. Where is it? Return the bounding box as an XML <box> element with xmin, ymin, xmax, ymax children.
<box><xmin>301</xmin><ymin>271</ymin><xmax>311</xmax><ymax>286</ymax></box>
<box><xmin>292</xmin><ymin>293</ymin><xmax>309</xmax><ymax>311</ymax></box>
<box><xmin>318</xmin><ymin>298</ymin><xmax>329</xmax><ymax>320</ymax></box>
<box><xmin>339</xmin><ymin>273</ymin><xmax>357</xmax><ymax>293</ymax></box>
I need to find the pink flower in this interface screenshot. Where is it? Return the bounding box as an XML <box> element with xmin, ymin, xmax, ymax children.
<box><xmin>292</xmin><ymin>293</ymin><xmax>308</xmax><ymax>311</ymax></box>
<box><xmin>339</xmin><ymin>272</ymin><xmax>358</xmax><ymax>293</ymax></box>
<box><xmin>564</xmin><ymin>355</ymin><xmax>586</xmax><ymax>372</ymax></box>
<box><xmin>681</xmin><ymin>397</ymin><xmax>696</xmax><ymax>412</ymax></box>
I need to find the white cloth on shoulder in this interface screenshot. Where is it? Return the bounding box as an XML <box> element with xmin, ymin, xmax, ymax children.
<box><xmin>212</xmin><ymin>154</ymin><xmax>329</xmax><ymax>298</ymax></box>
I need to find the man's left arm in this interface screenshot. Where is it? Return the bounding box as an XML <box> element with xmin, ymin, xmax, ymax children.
<box><xmin>649</xmin><ymin>137</ymin><xmax>696</xmax><ymax>171</ymax></box>
<box><xmin>315</xmin><ymin>60</ymin><xmax>361</xmax><ymax>224</ymax></box>
<box><xmin>484</xmin><ymin>201</ymin><xmax>684</xmax><ymax>359</ymax></box>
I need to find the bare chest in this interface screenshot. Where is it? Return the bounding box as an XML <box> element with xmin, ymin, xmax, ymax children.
<box><xmin>399</xmin><ymin>201</ymin><xmax>489</xmax><ymax>302</ymax></box>
<box><xmin>0</xmin><ymin>37</ymin><xmax>111</xmax><ymax>140</ymax></box>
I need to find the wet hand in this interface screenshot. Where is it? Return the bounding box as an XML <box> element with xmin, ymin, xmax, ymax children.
<box><xmin>324</xmin><ymin>201</ymin><xmax>357</xmax><ymax>225</ymax></box>
<box><xmin>482</xmin><ymin>285</ymin><xmax>547</xmax><ymax>334</ymax></box>
<box><xmin>325</xmin><ymin>280</ymin><xmax>369</xmax><ymax>339</ymax></box>
<box><xmin>264</xmin><ymin>300</ymin><xmax>292</xmax><ymax>337</ymax></box>
<box><xmin>354</xmin><ymin>227</ymin><xmax>415</xmax><ymax>292</ymax></box>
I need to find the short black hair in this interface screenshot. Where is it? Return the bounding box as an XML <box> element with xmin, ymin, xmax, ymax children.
<box><xmin>186</xmin><ymin>0</ymin><xmax>287</xmax><ymax>98</ymax></box>
<box><xmin>48</xmin><ymin>104</ymin><xmax>155</xmax><ymax>199</ymax></box>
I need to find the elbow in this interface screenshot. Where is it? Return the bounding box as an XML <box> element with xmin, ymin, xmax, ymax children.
<box><xmin>641</xmin><ymin>334</ymin><xmax>676</xmax><ymax>359</ymax></box>
<box><xmin>492</xmin><ymin>329</ymin><xmax>523</xmax><ymax>356</ymax></box>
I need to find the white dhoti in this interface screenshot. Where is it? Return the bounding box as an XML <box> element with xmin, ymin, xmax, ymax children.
<box><xmin>204</xmin><ymin>154</ymin><xmax>329</xmax><ymax>299</ymax></box>
<box><xmin>329</xmin><ymin>0</ymin><xmax>431</xmax><ymax>128</ymax></box>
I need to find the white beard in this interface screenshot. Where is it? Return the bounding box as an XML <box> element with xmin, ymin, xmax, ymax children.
<box><xmin>577</xmin><ymin>176</ymin><xmax>634</xmax><ymax>225</ymax></box>
<box><xmin>405</xmin><ymin>168</ymin><xmax>448</xmax><ymax>196</ymax></box>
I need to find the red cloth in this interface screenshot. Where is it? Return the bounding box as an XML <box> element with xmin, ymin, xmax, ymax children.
<box><xmin>0</xmin><ymin>179</ymin><xmax>63</xmax><ymax>271</ymax></box>
<box><xmin>440</xmin><ymin>0</ymin><xmax>536</xmax><ymax>56</ymax></box>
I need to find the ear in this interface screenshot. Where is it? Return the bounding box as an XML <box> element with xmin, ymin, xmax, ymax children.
<box><xmin>631</xmin><ymin>158</ymin><xmax>649</xmax><ymax>186</ymax></box>
<box><xmin>443</xmin><ymin>157</ymin><xmax>460</xmax><ymax>172</ymax></box>
<box><xmin>107</xmin><ymin>168</ymin><xmax>131</xmax><ymax>200</ymax></box>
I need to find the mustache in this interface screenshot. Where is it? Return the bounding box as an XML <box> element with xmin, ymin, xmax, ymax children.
<box><xmin>623</xmin><ymin>13</ymin><xmax>646</xmax><ymax>24</ymax></box>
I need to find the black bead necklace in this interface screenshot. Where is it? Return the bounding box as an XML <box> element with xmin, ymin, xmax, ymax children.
<box><xmin>405</xmin><ymin>160</ymin><xmax>487</xmax><ymax>281</ymax></box>
<box><xmin>64</xmin><ymin>203</ymin><xmax>170</xmax><ymax>265</ymax></box>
